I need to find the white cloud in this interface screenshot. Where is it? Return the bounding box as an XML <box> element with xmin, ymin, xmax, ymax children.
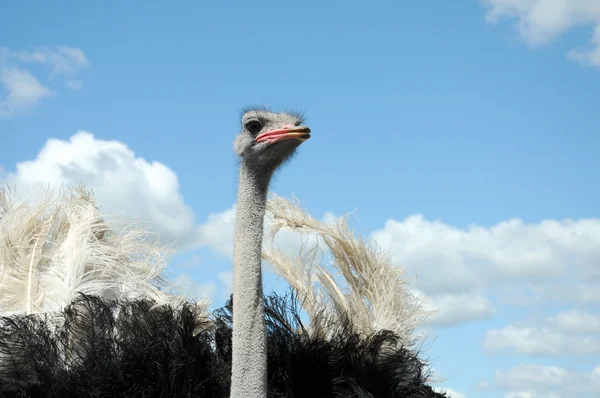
<box><xmin>575</xmin><ymin>283</ymin><xmax>600</xmax><ymax>304</ymax></box>
<box><xmin>424</xmin><ymin>293</ymin><xmax>495</xmax><ymax>327</ymax></box>
<box><xmin>182</xmin><ymin>254</ymin><xmax>203</xmax><ymax>269</ymax></box>
<box><xmin>483</xmin><ymin>309</ymin><xmax>600</xmax><ymax>356</ymax></box>
<box><xmin>11</xmin><ymin>46</ymin><xmax>89</xmax><ymax>76</ymax></box>
<box><xmin>0</xmin><ymin>46</ymin><xmax>88</xmax><ymax>117</ymax></box>
<box><xmin>484</xmin><ymin>364</ymin><xmax>600</xmax><ymax>397</ymax></box>
<box><xmin>484</xmin><ymin>324</ymin><xmax>600</xmax><ymax>356</ymax></box>
<box><xmin>369</xmin><ymin>214</ymin><xmax>599</xmax><ymax>326</ymax></box>
<box><xmin>483</xmin><ymin>0</ymin><xmax>600</xmax><ymax>68</ymax></box>
<box><xmin>0</xmin><ymin>68</ymin><xmax>52</xmax><ymax>117</ymax></box>
<box><xmin>2</xmin><ymin>131</ymin><xmax>202</xmax><ymax>249</ymax></box>
<box><xmin>550</xmin><ymin>309</ymin><xmax>600</xmax><ymax>334</ymax></box>
<box><xmin>196</xmin><ymin>206</ymin><xmax>236</xmax><ymax>257</ymax></box>
<box><xmin>499</xmin><ymin>281</ymin><xmax>600</xmax><ymax>307</ymax></box>
<box><xmin>568</xmin><ymin>23</ymin><xmax>600</xmax><ymax>67</ymax></box>
<box><xmin>370</xmin><ymin>215</ymin><xmax>600</xmax><ymax>293</ymax></box>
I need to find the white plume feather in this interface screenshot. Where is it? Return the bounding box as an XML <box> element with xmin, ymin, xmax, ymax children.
<box><xmin>263</xmin><ymin>194</ymin><xmax>431</xmax><ymax>346</ymax></box>
<box><xmin>0</xmin><ymin>185</ymin><xmax>209</xmax><ymax>320</ymax></box>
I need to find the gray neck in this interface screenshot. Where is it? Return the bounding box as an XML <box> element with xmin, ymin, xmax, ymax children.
<box><xmin>230</xmin><ymin>164</ymin><xmax>272</xmax><ymax>398</ymax></box>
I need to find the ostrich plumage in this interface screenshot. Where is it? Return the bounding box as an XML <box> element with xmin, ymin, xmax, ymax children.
<box><xmin>0</xmin><ymin>291</ymin><xmax>446</xmax><ymax>398</ymax></box>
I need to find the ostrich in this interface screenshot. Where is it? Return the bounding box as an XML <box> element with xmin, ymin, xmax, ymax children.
<box><xmin>0</xmin><ymin>108</ymin><xmax>448</xmax><ymax>398</ymax></box>
<box><xmin>230</xmin><ymin>107</ymin><xmax>311</xmax><ymax>398</ymax></box>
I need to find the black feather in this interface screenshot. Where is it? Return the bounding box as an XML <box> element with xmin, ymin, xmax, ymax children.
<box><xmin>0</xmin><ymin>291</ymin><xmax>446</xmax><ymax>398</ymax></box>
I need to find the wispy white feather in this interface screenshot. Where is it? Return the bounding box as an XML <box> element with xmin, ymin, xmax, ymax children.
<box><xmin>0</xmin><ymin>185</ymin><xmax>209</xmax><ymax>320</ymax></box>
<box><xmin>263</xmin><ymin>194</ymin><xmax>432</xmax><ymax>346</ymax></box>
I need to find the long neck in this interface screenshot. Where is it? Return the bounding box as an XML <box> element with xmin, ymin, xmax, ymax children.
<box><xmin>230</xmin><ymin>164</ymin><xmax>271</xmax><ymax>398</ymax></box>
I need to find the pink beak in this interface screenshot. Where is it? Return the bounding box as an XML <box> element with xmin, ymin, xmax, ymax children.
<box><xmin>255</xmin><ymin>125</ymin><xmax>311</xmax><ymax>144</ymax></box>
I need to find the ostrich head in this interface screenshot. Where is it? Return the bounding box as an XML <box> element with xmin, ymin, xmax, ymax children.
<box><xmin>233</xmin><ymin>108</ymin><xmax>311</xmax><ymax>172</ymax></box>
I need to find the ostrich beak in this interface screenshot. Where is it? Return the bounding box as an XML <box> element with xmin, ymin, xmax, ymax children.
<box><xmin>255</xmin><ymin>126</ymin><xmax>311</xmax><ymax>144</ymax></box>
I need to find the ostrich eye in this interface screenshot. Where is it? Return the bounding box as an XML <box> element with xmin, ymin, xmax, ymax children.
<box><xmin>245</xmin><ymin>120</ymin><xmax>262</xmax><ymax>135</ymax></box>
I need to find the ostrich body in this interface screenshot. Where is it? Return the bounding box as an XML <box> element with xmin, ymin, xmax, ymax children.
<box><xmin>231</xmin><ymin>108</ymin><xmax>310</xmax><ymax>398</ymax></box>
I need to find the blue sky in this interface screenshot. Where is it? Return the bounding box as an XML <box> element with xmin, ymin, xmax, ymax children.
<box><xmin>1</xmin><ymin>1</ymin><xmax>599</xmax><ymax>397</ymax></box>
